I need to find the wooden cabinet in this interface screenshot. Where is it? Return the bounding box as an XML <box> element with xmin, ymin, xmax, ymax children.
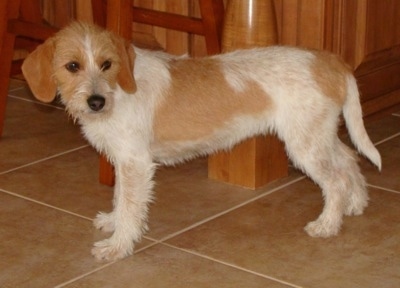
<box><xmin>276</xmin><ymin>0</ymin><xmax>400</xmax><ymax>116</ymax></box>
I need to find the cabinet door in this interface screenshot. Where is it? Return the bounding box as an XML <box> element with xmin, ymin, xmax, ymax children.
<box><xmin>276</xmin><ymin>0</ymin><xmax>400</xmax><ymax>116</ymax></box>
<box><xmin>339</xmin><ymin>0</ymin><xmax>400</xmax><ymax>115</ymax></box>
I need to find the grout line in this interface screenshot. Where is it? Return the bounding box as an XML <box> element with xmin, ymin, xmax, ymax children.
<box><xmin>161</xmin><ymin>242</ymin><xmax>303</xmax><ymax>288</ymax></box>
<box><xmin>158</xmin><ymin>176</ymin><xmax>307</xmax><ymax>243</ymax></box>
<box><xmin>367</xmin><ymin>184</ymin><xmax>400</xmax><ymax>194</ymax></box>
<box><xmin>135</xmin><ymin>240</ymin><xmax>159</xmax><ymax>253</ymax></box>
<box><xmin>54</xmin><ymin>240</ymin><xmax>160</xmax><ymax>287</ymax></box>
<box><xmin>374</xmin><ymin>132</ymin><xmax>400</xmax><ymax>147</ymax></box>
<box><xmin>0</xmin><ymin>145</ymin><xmax>89</xmax><ymax>175</ymax></box>
<box><xmin>56</xmin><ymin>240</ymin><xmax>303</xmax><ymax>288</ymax></box>
<box><xmin>54</xmin><ymin>261</ymin><xmax>119</xmax><ymax>288</ymax></box>
<box><xmin>8</xmin><ymin>94</ymin><xmax>64</xmax><ymax>110</ymax></box>
<box><xmin>0</xmin><ymin>187</ymin><xmax>92</xmax><ymax>221</ymax></box>
<box><xmin>8</xmin><ymin>86</ymin><xmax>25</xmax><ymax>93</ymax></box>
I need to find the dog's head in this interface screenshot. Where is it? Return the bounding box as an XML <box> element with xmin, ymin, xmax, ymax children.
<box><xmin>22</xmin><ymin>22</ymin><xmax>136</xmax><ymax>119</ymax></box>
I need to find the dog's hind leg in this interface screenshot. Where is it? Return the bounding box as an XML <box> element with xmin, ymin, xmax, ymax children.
<box><xmin>337</xmin><ymin>141</ymin><xmax>369</xmax><ymax>216</ymax></box>
<box><xmin>91</xmin><ymin>156</ymin><xmax>156</xmax><ymax>261</ymax></box>
<box><xmin>285</xmin><ymin>132</ymin><xmax>353</xmax><ymax>237</ymax></box>
<box><xmin>305</xmin><ymin>161</ymin><xmax>348</xmax><ymax>237</ymax></box>
<box><xmin>302</xmin><ymin>140</ymin><xmax>368</xmax><ymax>236</ymax></box>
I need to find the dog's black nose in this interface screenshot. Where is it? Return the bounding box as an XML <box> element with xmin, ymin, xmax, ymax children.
<box><xmin>87</xmin><ymin>95</ymin><xmax>105</xmax><ymax>112</ymax></box>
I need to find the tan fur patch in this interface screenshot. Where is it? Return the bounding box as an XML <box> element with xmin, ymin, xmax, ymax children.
<box><xmin>311</xmin><ymin>51</ymin><xmax>351</xmax><ymax>105</ymax></box>
<box><xmin>153</xmin><ymin>58</ymin><xmax>271</xmax><ymax>142</ymax></box>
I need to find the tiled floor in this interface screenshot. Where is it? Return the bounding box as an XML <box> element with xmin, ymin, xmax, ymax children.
<box><xmin>1</xmin><ymin>79</ymin><xmax>399</xmax><ymax>288</ymax></box>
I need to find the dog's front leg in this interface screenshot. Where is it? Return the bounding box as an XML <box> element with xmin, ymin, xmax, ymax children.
<box><xmin>92</xmin><ymin>156</ymin><xmax>156</xmax><ymax>261</ymax></box>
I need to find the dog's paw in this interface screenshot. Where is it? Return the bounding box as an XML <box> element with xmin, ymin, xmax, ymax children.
<box><xmin>91</xmin><ymin>238</ymin><xmax>133</xmax><ymax>261</ymax></box>
<box><xmin>304</xmin><ymin>219</ymin><xmax>340</xmax><ymax>238</ymax></box>
<box><xmin>93</xmin><ymin>212</ymin><xmax>115</xmax><ymax>233</ymax></box>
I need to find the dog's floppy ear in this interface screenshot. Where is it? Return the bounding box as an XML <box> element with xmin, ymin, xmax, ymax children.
<box><xmin>113</xmin><ymin>35</ymin><xmax>137</xmax><ymax>94</ymax></box>
<box><xmin>22</xmin><ymin>38</ymin><xmax>58</xmax><ymax>103</ymax></box>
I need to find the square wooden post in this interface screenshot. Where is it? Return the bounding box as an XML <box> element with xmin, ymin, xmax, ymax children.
<box><xmin>208</xmin><ymin>136</ymin><xmax>288</xmax><ymax>189</ymax></box>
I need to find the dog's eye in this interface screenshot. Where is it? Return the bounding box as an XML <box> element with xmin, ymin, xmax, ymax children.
<box><xmin>65</xmin><ymin>61</ymin><xmax>80</xmax><ymax>73</ymax></box>
<box><xmin>101</xmin><ymin>60</ymin><xmax>112</xmax><ymax>71</ymax></box>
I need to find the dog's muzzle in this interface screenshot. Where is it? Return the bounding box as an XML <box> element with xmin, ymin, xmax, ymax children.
<box><xmin>87</xmin><ymin>94</ymin><xmax>105</xmax><ymax>112</ymax></box>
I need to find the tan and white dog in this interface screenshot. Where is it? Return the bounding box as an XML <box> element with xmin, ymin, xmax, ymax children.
<box><xmin>22</xmin><ymin>22</ymin><xmax>381</xmax><ymax>261</ymax></box>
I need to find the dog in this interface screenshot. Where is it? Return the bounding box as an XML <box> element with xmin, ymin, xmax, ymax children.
<box><xmin>21</xmin><ymin>22</ymin><xmax>381</xmax><ymax>261</ymax></box>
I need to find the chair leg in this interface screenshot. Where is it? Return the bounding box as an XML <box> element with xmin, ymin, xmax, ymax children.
<box><xmin>0</xmin><ymin>24</ymin><xmax>17</xmax><ymax>137</ymax></box>
<box><xmin>106</xmin><ymin>0</ymin><xmax>133</xmax><ymax>38</ymax></box>
<box><xmin>91</xmin><ymin>0</ymin><xmax>107</xmax><ymax>27</ymax></box>
<box><xmin>0</xmin><ymin>39</ymin><xmax>15</xmax><ymax>137</ymax></box>
<box><xmin>199</xmin><ymin>0</ymin><xmax>224</xmax><ymax>55</ymax></box>
<box><xmin>0</xmin><ymin>0</ymin><xmax>32</xmax><ymax>137</ymax></box>
<box><xmin>99</xmin><ymin>154</ymin><xmax>115</xmax><ymax>186</ymax></box>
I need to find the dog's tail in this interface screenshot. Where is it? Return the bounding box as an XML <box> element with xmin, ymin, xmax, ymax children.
<box><xmin>342</xmin><ymin>75</ymin><xmax>382</xmax><ymax>170</ymax></box>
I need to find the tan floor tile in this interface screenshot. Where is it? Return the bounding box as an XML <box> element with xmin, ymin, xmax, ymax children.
<box><xmin>340</xmin><ymin>114</ymin><xmax>400</xmax><ymax>147</ymax></box>
<box><xmin>63</xmin><ymin>244</ymin><xmax>293</xmax><ymax>288</ymax></box>
<box><xmin>8</xmin><ymin>82</ymin><xmax>65</xmax><ymax>109</ymax></box>
<box><xmin>7</xmin><ymin>78</ymin><xmax>28</xmax><ymax>91</ymax></box>
<box><xmin>0</xmin><ymin>147</ymin><xmax>114</xmax><ymax>218</ymax></box>
<box><xmin>1</xmin><ymin>98</ymin><xmax>86</xmax><ymax>172</ymax></box>
<box><xmin>147</xmin><ymin>159</ymin><xmax>303</xmax><ymax>240</ymax></box>
<box><xmin>363</xmin><ymin>115</ymin><xmax>400</xmax><ymax>143</ymax></box>
<box><xmin>362</xmin><ymin>135</ymin><xmax>400</xmax><ymax>191</ymax></box>
<box><xmin>0</xmin><ymin>192</ymin><xmax>110</xmax><ymax>287</ymax></box>
<box><xmin>167</xmin><ymin>182</ymin><xmax>400</xmax><ymax>288</ymax></box>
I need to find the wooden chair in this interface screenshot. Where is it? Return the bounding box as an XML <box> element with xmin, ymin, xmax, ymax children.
<box><xmin>97</xmin><ymin>0</ymin><xmax>225</xmax><ymax>186</ymax></box>
<box><xmin>0</xmin><ymin>0</ymin><xmax>57</xmax><ymax>137</ymax></box>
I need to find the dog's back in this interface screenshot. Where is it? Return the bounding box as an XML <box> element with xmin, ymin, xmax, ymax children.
<box><xmin>147</xmin><ymin>47</ymin><xmax>379</xmax><ymax>169</ymax></box>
